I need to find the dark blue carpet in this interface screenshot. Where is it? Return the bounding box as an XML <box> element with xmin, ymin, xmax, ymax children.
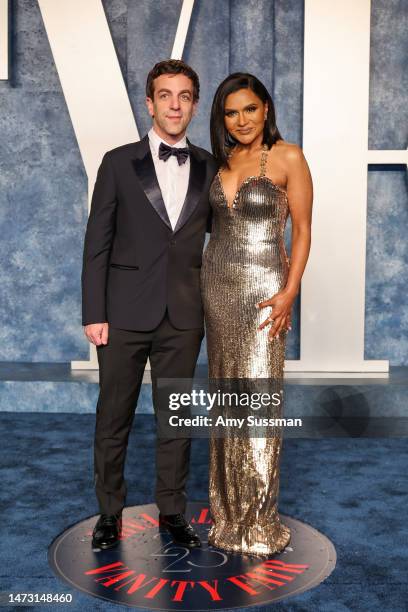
<box><xmin>0</xmin><ymin>412</ymin><xmax>407</xmax><ymax>611</ymax></box>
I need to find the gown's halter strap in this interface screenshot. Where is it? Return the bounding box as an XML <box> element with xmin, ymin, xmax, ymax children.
<box><xmin>260</xmin><ymin>144</ymin><xmax>269</xmax><ymax>177</ymax></box>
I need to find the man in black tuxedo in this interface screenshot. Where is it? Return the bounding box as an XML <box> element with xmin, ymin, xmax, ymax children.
<box><xmin>82</xmin><ymin>60</ymin><xmax>217</xmax><ymax>550</ymax></box>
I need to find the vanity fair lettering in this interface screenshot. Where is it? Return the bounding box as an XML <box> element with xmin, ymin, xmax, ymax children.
<box><xmin>84</xmin><ymin>559</ymin><xmax>309</xmax><ymax>602</ymax></box>
<box><xmin>50</xmin><ymin>501</ymin><xmax>333</xmax><ymax>607</ymax></box>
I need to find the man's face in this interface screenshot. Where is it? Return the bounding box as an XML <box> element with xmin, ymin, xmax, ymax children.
<box><xmin>146</xmin><ymin>73</ymin><xmax>197</xmax><ymax>142</ymax></box>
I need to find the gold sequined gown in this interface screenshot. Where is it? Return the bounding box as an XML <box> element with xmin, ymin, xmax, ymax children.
<box><xmin>201</xmin><ymin>147</ymin><xmax>291</xmax><ymax>556</ymax></box>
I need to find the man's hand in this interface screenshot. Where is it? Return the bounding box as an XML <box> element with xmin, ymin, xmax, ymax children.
<box><xmin>84</xmin><ymin>323</ymin><xmax>109</xmax><ymax>346</ymax></box>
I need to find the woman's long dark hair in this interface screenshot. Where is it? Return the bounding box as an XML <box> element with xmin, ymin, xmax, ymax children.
<box><xmin>210</xmin><ymin>73</ymin><xmax>283</xmax><ymax>167</ymax></box>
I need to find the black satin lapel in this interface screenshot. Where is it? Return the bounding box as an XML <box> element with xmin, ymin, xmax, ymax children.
<box><xmin>132</xmin><ymin>147</ymin><xmax>172</xmax><ymax>230</ymax></box>
<box><xmin>174</xmin><ymin>151</ymin><xmax>207</xmax><ymax>234</ymax></box>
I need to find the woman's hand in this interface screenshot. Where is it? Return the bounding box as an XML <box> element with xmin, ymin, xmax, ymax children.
<box><xmin>257</xmin><ymin>289</ymin><xmax>296</xmax><ymax>340</ymax></box>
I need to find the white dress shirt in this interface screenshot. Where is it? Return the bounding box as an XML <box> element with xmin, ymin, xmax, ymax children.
<box><xmin>148</xmin><ymin>127</ymin><xmax>190</xmax><ymax>230</ymax></box>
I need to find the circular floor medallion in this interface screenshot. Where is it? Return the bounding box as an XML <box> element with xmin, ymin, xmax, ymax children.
<box><xmin>49</xmin><ymin>502</ymin><xmax>336</xmax><ymax>610</ymax></box>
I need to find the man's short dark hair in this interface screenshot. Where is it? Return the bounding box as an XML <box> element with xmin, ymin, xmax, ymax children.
<box><xmin>146</xmin><ymin>59</ymin><xmax>200</xmax><ymax>102</ymax></box>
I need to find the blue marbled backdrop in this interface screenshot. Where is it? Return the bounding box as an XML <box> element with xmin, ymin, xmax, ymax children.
<box><xmin>0</xmin><ymin>0</ymin><xmax>406</xmax><ymax>364</ymax></box>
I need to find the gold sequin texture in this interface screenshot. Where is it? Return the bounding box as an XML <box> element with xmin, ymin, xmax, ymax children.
<box><xmin>201</xmin><ymin>147</ymin><xmax>291</xmax><ymax>556</ymax></box>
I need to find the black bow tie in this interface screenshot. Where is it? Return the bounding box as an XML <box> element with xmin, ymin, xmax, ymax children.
<box><xmin>158</xmin><ymin>142</ymin><xmax>190</xmax><ymax>166</ymax></box>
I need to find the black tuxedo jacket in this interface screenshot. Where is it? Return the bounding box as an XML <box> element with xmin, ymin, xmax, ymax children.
<box><xmin>81</xmin><ymin>135</ymin><xmax>218</xmax><ymax>331</ymax></box>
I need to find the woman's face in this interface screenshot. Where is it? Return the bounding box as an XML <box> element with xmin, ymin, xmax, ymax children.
<box><xmin>224</xmin><ymin>88</ymin><xmax>267</xmax><ymax>145</ymax></box>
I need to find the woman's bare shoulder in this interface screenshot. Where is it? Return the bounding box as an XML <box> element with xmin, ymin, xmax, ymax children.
<box><xmin>273</xmin><ymin>140</ymin><xmax>304</xmax><ymax>162</ymax></box>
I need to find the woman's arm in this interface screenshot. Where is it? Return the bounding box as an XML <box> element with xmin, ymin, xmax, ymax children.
<box><xmin>284</xmin><ymin>144</ymin><xmax>313</xmax><ymax>297</ymax></box>
<box><xmin>258</xmin><ymin>144</ymin><xmax>313</xmax><ymax>339</ymax></box>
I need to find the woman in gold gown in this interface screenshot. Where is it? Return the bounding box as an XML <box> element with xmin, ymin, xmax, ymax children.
<box><xmin>201</xmin><ymin>73</ymin><xmax>313</xmax><ymax>556</ymax></box>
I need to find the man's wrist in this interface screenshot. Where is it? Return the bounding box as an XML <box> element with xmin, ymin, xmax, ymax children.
<box><xmin>83</xmin><ymin>321</ymin><xmax>108</xmax><ymax>326</ymax></box>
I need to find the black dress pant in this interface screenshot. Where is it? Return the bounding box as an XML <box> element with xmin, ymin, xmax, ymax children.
<box><xmin>94</xmin><ymin>311</ymin><xmax>203</xmax><ymax>516</ymax></box>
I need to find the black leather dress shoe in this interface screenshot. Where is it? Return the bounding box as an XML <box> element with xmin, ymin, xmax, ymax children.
<box><xmin>92</xmin><ymin>513</ymin><xmax>122</xmax><ymax>550</ymax></box>
<box><xmin>159</xmin><ymin>513</ymin><xmax>201</xmax><ymax>548</ymax></box>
